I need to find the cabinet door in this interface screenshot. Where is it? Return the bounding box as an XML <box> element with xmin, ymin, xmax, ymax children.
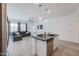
<box><xmin>47</xmin><ymin>39</ymin><xmax>53</xmax><ymax>56</ymax></box>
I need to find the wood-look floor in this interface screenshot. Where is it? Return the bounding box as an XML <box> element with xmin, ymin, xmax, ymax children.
<box><xmin>8</xmin><ymin>37</ymin><xmax>79</xmax><ymax>56</ymax></box>
<box><xmin>52</xmin><ymin>40</ymin><xmax>79</xmax><ymax>56</ymax></box>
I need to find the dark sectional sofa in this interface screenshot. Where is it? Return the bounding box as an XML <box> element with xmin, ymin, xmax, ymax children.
<box><xmin>19</xmin><ymin>31</ymin><xmax>31</xmax><ymax>37</ymax></box>
<box><xmin>12</xmin><ymin>31</ymin><xmax>31</xmax><ymax>41</ymax></box>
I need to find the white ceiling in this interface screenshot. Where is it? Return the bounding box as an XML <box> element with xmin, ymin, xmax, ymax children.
<box><xmin>7</xmin><ymin>3</ymin><xmax>79</xmax><ymax>21</ymax></box>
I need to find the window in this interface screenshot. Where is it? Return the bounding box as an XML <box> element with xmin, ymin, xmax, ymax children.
<box><xmin>20</xmin><ymin>23</ymin><xmax>26</xmax><ymax>31</ymax></box>
<box><xmin>37</xmin><ymin>25</ymin><xmax>43</xmax><ymax>29</ymax></box>
<box><xmin>10</xmin><ymin>22</ymin><xmax>18</xmax><ymax>32</ymax></box>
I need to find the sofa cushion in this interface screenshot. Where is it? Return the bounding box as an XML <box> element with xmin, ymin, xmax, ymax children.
<box><xmin>19</xmin><ymin>31</ymin><xmax>31</xmax><ymax>37</ymax></box>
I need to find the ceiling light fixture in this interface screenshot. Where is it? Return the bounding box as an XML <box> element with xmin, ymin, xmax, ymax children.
<box><xmin>39</xmin><ymin>17</ymin><xmax>42</xmax><ymax>21</ymax></box>
<box><xmin>45</xmin><ymin>19</ymin><xmax>48</xmax><ymax>22</ymax></box>
<box><xmin>45</xmin><ymin>9</ymin><xmax>51</xmax><ymax>13</ymax></box>
<box><xmin>47</xmin><ymin>10</ymin><xmax>51</xmax><ymax>13</ymax></box>
<box><xmin>45</xmin><ymin>8</ymin><xmax>49</xmax><ymax>22</ymax></box>
<box><xmin>38</xmin><ymin>4</ymin><xmax>42</xmax><ymax>21</ymax></box>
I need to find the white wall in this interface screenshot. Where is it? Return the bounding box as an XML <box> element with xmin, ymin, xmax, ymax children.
<box><xmin>42</xmin><ymin>14</ymin><xmax>79</xmax><ymax>43</ymax></box>
<box><xmin>76</xmin><ymin>7</ymin><xmax>79</xmax><ymax>43</ymax></box>
<box><xmin>76</xmin><ymin>16</ymin><xmax>79</xmax><ymax>43</ymax></box>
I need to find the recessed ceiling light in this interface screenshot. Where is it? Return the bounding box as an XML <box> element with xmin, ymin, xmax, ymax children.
<box><xmin>45</xmin><ymin>9</ymin><xmax>51</xmax><ymax>13</ymax></box>
<box><xmin>39</xmin><ymin>17</ymin><xmax>42</xmax><ymax>21</ymax></box>
<box><xmin>47</xmin><ymin>10</ymin><xmax>51</xmax><ymax>13</ymax></box>
<box><xmin>45</xmin><ymin>19</ymin><xmax>48</xmax><ymax>22</ymax></box>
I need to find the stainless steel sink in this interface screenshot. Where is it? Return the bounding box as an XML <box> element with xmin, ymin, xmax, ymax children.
<box><xmin>37</xmin><ymin>34</ymin><xmax>57</xmax><ymax>37</ymax></box>
<box><xmin>37</xmin><ymin>34</ymin><xmax>43</xmax><ymax>37</ymax></box>
<box><xmin>47</xmin><ymin>34</ymin><xmax>56</xmax><ymax>36</ymax></box>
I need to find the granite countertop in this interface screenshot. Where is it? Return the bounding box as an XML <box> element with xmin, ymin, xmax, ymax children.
<box><xmin>31</xmin><ymin>34</ymin><xmax>58</xmax><ymax>41</ymax></box>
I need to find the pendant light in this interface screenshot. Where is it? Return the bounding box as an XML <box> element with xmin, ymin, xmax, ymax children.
<box><xmin>45</xmin><ymin>8</ymin><xmax>51</xmax><ymax>22</ymax></box>
<box><xmin>45</xmin><ymin>9</ymin><xmax>48</xmax><ymax>22</ymax></box>
<box><xmin>38</xmin><ymin>4</ymin><xmax>42</xmax><ymax>21</ymax></box>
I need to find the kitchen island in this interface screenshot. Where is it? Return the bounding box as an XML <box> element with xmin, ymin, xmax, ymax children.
<box><xmin>31</xmin><ymin>34</ymin><xmax>58</xmax><ymax>56</ymax></box>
